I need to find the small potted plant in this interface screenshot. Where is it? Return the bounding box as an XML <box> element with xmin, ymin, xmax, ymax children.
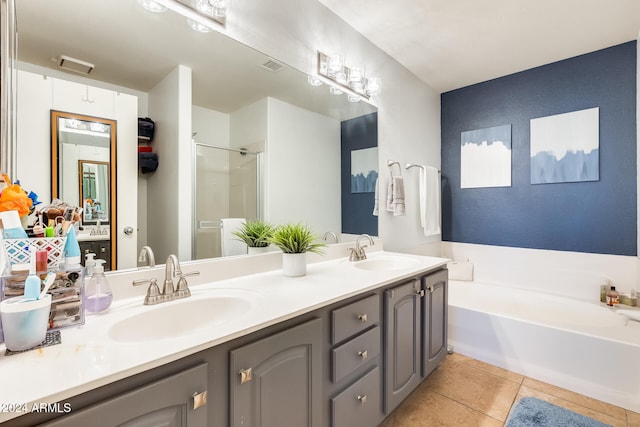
<box><xmin>232</xmin><ymin>220</ymin><xmax>274</xmax><ymax>255</ymax></box>
<box><xmin>269</xmin><ymin>223</ymin><xmax>325</xmax><ymax>277</ymax></box>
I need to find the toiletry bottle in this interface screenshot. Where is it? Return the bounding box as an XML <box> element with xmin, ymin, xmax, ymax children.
<box><xmin>85</xmin><ymin>252</ymin><xmax>96</xmax><ymax>277</ymax></box>
<box><xmin>62</xmin><ymin>226</ymin><xmax>82</xmax><ymax>269</ymax></box>
<box><xmin>606</xmin><ymin>286</ymin><xmax>620</xmax><ymax>307</ymax></box>
<box><xmin>24</xmin><ymin>250</ymin><xmax>41</xmax><ymax>300</ymax></box>
<box><xmin>0</xmin><ymin>210</ymin><xmax>28</xmax><ymax>239</ymax></box>
<box><xmin>84</xmin><ymin>260</ymin><xmax>112</xmax><ymax>313</ymax></box>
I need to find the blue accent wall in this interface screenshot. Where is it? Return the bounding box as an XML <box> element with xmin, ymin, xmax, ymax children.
<box><xmin>441</xmin><ymin>41</ymin><xmax>637</xmax><ymax>256</ymax></box>
<box><xmin>341</xmin><ymin>112</ymin><xmax>378</xmax><ymax>236</ymax></box>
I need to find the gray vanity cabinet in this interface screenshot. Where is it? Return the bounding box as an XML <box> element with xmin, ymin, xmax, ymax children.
<box><xmin>328</xmin><ymin>294</ymin><xmax>383</xmax><ymax>427</ymax></box>
<box><xmin>422</xmin><ymin>268</ymin><xmax>449</xmax><ymax>377</ymax></box>
<box><xmin>229</xmin><ymin>318</ymin><xmax>323</xmax><ymax>427</ymax></box>
<box><xmin>39</xmin><ymin>363</ymin><xmax>208</xmax><ymax>427</ymax></box>
<box><xmin>383</xmin><ymin>279</ymin><xmax>423</xmax><ymax>413</ymax></box>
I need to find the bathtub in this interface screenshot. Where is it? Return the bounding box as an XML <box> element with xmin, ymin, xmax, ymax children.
<box><xmin>448</xmin><ymin>280</ymin><xmax>640</xmax><ymax>412</ymax></box>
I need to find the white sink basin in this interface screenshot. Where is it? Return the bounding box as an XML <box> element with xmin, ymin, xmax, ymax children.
<box><xmin>108</xmin><ymin>290</ymin><xmax>259</xmax><ymax>342</ymax></box>
<box><xmin>353</xmin><ymin>255</ymin><xmax>421</xmax><ymax>271</ymax></box>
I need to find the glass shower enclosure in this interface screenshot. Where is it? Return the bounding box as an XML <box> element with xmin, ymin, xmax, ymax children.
<box><xmin>192</xmin><ymin>143</ymin><xmax>262</xmax><ymax>259</ymax></box>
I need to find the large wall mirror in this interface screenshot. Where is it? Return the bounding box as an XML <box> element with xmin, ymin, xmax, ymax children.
<box><xmin>15</xmin><ymin>0</ymin><xmax>377</xmax><ymax>270</ymax></box>
<box><xmin>51</xmin><ymin>111</ymin><xmax>116</xmax><ymax>268</ymax></box>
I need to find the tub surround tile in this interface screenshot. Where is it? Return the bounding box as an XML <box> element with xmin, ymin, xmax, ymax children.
<box><xmin>522</xmin><ymin>377</ymin><xmax>627</xmax><ymax>420</ymax></box>
<box><xmin>515</xmin><ymin>386</ymin><xmax>626</xmax><ymax>427</ymax></box>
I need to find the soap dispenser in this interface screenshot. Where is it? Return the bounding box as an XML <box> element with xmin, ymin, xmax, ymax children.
<box><xmin>85</xmin><ymin>259</ymin><xmax>112</xmax><ymax>313</ymax></box>
<box><xmin>85</xmin><ymin>252</ymin><xmax>96</xmax><ymax>276</ymax></box>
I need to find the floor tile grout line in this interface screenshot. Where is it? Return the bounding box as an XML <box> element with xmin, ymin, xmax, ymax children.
<box><xmin>428</xmin><ymin>388</ymin><xmax>512</xmax><ymax>425</ymax></box>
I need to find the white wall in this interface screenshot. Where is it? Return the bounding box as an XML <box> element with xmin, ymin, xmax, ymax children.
<box><xmin>145</xmin><ymin>65</ymin><xmax>192</xmax><ymax>263</ymax></box>
<box><xmin>266</xmin><ymin>97</ymin><xmax>341</xmax><ymax>235</ymax></box>
<box><xmin>15</xmin><ymin>68</ymin><xmax>138</xmax><ymax>269</ymax></box>
<box><xmin>219</xmin><ymin>0</ymin><xmax>442</xmax><ymax>255</ymax></box>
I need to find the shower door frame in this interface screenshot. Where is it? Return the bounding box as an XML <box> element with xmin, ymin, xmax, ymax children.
<box><xmin>191</xmin><ymin>142</ymin><xmax>264</xmax><ymax>260</ymax></box>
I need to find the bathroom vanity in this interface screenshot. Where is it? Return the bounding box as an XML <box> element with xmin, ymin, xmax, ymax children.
<box><xmin>0</xmin><ymin>252</ymin><xmax>448</xmax><ymax>427</ymax></box>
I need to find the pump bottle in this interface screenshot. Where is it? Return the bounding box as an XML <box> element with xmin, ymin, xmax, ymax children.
<box><xmin>84</xmin><ymin>259</ymin><xmax>112</xmax><ymax>313</ymax></box>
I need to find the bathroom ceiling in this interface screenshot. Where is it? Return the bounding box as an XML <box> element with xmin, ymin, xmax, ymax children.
<box><xmin>318</xmin><ymin>0</ymin><xmax>640</xmax><ymax>92</ymax></box>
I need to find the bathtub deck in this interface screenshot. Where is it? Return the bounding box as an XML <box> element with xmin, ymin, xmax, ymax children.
<box><xmin>380</xmin><ymin>352</ymin><xmax>639</xmax><ymax>427</ymax></box>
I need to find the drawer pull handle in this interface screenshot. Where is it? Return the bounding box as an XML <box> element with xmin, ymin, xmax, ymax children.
<box><xmin>358</xmin><ymin>350</ymin><xmax>368</xmax><ymax>360</ymax></box>
<box><xmin>192</xmin><ymin>390</ymin><xmax>208</xmax><ymax>410</ymax></box>
<box><xmin>357</xmin><ymin>394</ymin><xmax>367</xmax><ymax>405</ymax></box>
<box><xmin>357</xmin><ymin>313</ymin><xmax>368</xmax><ymax>323</ymax></box>
<box><xmin>239</xmin><ymin>368</ymin><xmax>253</xmax><ymax>384</ymax></box>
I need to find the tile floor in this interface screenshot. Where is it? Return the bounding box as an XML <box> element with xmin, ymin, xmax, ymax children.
<box><xmin>380</xmin><ymin>353</ymin><xmax>640</xmax><ymax>427</ymax></box>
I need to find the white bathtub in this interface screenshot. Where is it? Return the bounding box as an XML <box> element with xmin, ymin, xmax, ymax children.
<box><xmin>448</xmin><ymin>280</ymin><xmax>640</xmax><ymax>412</ymax></box>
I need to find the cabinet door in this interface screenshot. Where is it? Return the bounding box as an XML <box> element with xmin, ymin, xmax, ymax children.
<box><xmin>40</xmin><ymin>363</ymin><xmax>208</xmax><ymax>427</ymax></box>
<box><xmin>384</xmin><ymin>280</ymin><xmax>422</xmax><ymax>414</ymax></box>
<box><xmin>423</xmin><ymin>269</ymin><xmax>449</xmax><ymax>377</ymax></box>
<box><xmin>230</xmin><ymin>318</ymin><xmax>322</xmax><ymax>427</ymax></box>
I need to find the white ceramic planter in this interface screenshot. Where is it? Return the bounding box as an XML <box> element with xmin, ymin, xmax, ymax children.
<box><xmin>282</xmin><ymin>253</ymin><xmax>307</xmax><ymax>277</ymax></box>
<box><xmin>248</xmin><ymin>246</ymin><xmax>270</xmax><ymax>255</ymax></box>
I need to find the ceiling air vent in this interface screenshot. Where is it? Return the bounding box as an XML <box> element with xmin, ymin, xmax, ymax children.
<box><xmin>58</xmin><ymin>55</ymin><xmax>95</xmax><ymax>75</ymax></box>
<box><xmin>259</xmin><ymin>59</ymin><xmax>284</xmax><ymax>72</ymax></box>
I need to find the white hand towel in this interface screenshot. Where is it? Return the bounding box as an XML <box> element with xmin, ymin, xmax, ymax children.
<box><xmin>421</xmin><ymin>167</ymin><xmax>441</xmax><ymax>236</ymax></box>
<box><xmin>392</xmin><ymin>176</ymin><xmax>406</xmax><ymax>216</ymax></box>
<box><xmin>221</xmin><ymin>218</ymin><xmax>247</xmax><ymax>256</ymax></box>
<box><xmin>372</xmin><ymin>178</ymin><xmax>379</xmax><ymax>216</ymax></box>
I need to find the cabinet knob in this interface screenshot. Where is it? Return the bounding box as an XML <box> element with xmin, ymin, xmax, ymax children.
<box><xmin>356</xmin><ymin>313</ymin><xmax>367</xmax><ymax>323</ymax></box>
<box><xmin>357</xmin><ymin>394</ymin><xmax>367</xmax><ymax>405</ymax></box>
<box><xmin>239</xmin><ymin>368</ymin><xmax>253</xmax><ymax>384</ymax></box>
<box><xmin>358</xmin><ymin>350</ymin><xmax>368</xmax><ymax>360</ymax></box>
<box><xmin>416</xmin><ymin>289</ymin><xmax>425</xmax><ymax>297</ymax></box>
<box><xmin>192</xmin><ymin>390</ymin><xmax>208</xmax><ymax>410</ymax></box>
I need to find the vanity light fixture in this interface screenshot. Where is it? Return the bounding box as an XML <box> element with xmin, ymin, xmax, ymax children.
<box><xmin>315</xmin><ymin>51</ymin><xmax>381</xmax><ymax>101</ymax></box>
<box><xmin>136</xmin><ymin>0</ymin><xmax>168</xmax><ymax>13</ymax></box>
<box><xmin>307</xmin><ymin>75</ymin><xmax>323</xmax><ymax>86</ymax></box>
<box><xmin>140</xmin><ymin>0</ymin><xmax>226</xmax><ymax>32</ymax></box>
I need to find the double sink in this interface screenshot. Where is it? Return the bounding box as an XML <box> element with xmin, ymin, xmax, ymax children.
<box><xmin>107</xmin><ymin>253</ymin><xmax>421</xmax><ymax>343</ymax></box>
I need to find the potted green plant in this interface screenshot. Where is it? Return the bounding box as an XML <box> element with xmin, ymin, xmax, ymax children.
<box><xmin>232</xmin><ymin>220</ymin><xmax>274</xmax><ymax>255</ymax></box>
<box><xmin>269</xmin><ymin>223</ymin><xmax>325</xmax><ymax>277</ymax></box>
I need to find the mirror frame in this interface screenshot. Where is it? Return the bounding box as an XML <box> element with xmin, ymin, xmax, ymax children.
<box><xmin>51</xmin><ymin>110</ymin><xmax>117</xmax><ymax>269</ymax></box>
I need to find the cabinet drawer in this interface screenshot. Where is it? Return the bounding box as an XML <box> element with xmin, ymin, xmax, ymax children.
<box><xmin>332</xmin><ymin>294</ymin><xmax>379</xmax><ymax>344</ymax></box>
<box><xmin>332</xmin><ymin>326</ymin><xmax>380</xmax><ymax>383</ymax></box>
<box><xmin>331</xmin><ymin>367</ymin><xmax>381</xmax><ymax>427</ymax></box>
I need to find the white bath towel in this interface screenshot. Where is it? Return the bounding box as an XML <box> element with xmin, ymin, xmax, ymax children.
<box><xmin>420</xmin><ymin>166</ymin><xmax>441</xmax><ymax>236</ymax></box>
<box><xmin>221</xmin><ymin>218</ymin><xmax>247</xmax><ymax>256</ymax></box>
<box><xmin>372</xmin><ymin>178</ymin><xmax>379</xmax><ymax>216</ymax></box>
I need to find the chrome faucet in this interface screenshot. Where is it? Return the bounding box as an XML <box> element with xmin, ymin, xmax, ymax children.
<box><xmin>163</xmin><ymin>254</ymin><xmax>181</xmax><ymax>297</ymax></box>
<box><xmin>132</xmin><ymin>254</ymin><xmax>200</xmax><ymax>305</ymax></box>
<box><xmin>138</xmin><ymin>246</ymin><xmax>156</xmax><ymax>267</ymax></box>
<box><xmin>349</xmin><ymin>234</ymin><xmax>375</xmax><ymax>261</ymax></box>
<box><xmin>323</xmin><ymin>231</ymin><xmax>339</xmax><ymax>243</ymax></box>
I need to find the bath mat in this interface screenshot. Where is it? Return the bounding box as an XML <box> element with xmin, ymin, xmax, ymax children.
<box><xmin>506</xmin><ymin>397</ymin><xmax>612</xmax><ymax>427</ymax></box>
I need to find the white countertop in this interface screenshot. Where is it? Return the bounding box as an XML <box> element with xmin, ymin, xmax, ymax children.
<box><xmin>0</xmin><ymin>249</ymin><xmax>447</xmax><ymax>422</ymax></box>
